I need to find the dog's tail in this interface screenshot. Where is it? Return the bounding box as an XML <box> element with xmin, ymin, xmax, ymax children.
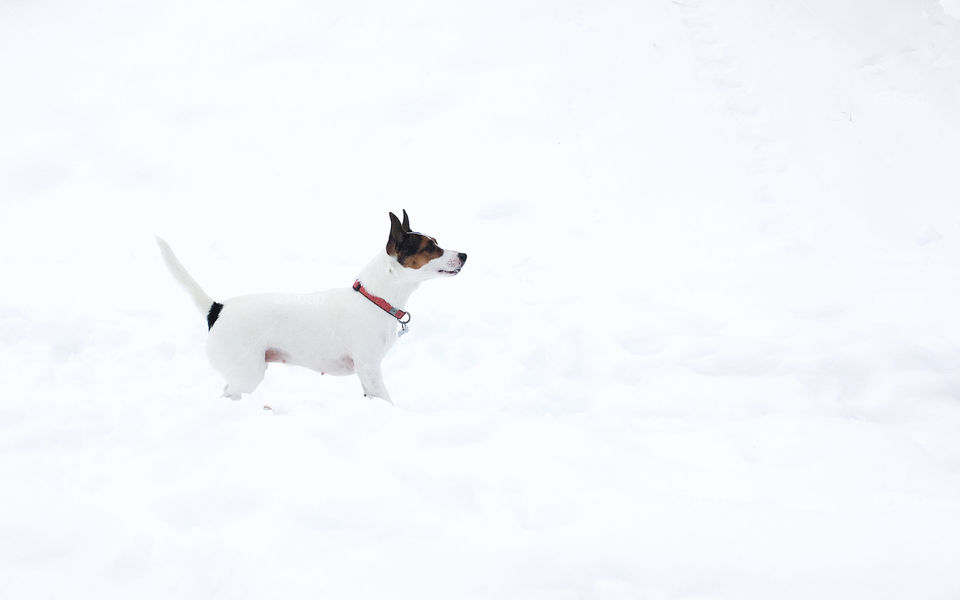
<box><xmin>156</xmin><ymin>236</ymin><xmax>216</xmax><ymax>316</ymax></box>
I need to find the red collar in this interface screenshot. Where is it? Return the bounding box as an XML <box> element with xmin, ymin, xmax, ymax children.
<box><xmin>353</xmin><ymin>280</ymin><xmax>411</xmax><ymax>324</ymax></box>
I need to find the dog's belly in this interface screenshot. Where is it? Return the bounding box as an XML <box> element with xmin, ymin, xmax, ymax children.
<box><xmin>288</xmin><ymin>353</ymin><xmax>355</xmax><ymax>376</ymax></box>
<box><xmin>263</xmin><ymin>336</ymin><xmax>358</xmax><ymax>376</ymax></box>
<box><xmin>264</xmin><ymin>344</ymin><xmax>356</xmax><ymax>375</ymax></box>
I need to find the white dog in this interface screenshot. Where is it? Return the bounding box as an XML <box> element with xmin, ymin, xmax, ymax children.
<box><xmin>157</xmin><ymin>211</ymin><xmax>466</xmax><ymax>404</ymax></box>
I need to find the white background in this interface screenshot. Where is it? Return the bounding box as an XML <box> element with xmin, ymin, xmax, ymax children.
<box><xmin>2</xmin><ymin>1</ymin><xmax>960</xmax><ymax>598</ymax></box>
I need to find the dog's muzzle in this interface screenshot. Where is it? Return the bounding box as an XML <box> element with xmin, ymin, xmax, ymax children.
<box><xmin>439</xmin><ymin>253</ymin><xmax>467</xmax><ymax>275</ymax></box>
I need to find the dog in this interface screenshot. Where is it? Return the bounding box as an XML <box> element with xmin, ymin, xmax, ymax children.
<box><xmin>157</xmin><ymin>210</ymin><xmax>466</xmax><ymax>404</ymax></box>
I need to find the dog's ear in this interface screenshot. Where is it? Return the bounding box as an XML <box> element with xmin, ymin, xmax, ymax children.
<box><xmin>401</xmin><ymin>209</ymin><xmax>411</xmax><ymax>233</ymax></box>
<box><xmin>387</xmin><ymin>212</ymin><xmax>406</xmax><ymax>256</ymax></box>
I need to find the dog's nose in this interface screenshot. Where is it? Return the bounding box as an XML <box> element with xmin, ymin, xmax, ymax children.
<box><xmin>458</xmin><ymin>252</ymin><xmax>467</xmax><ymax>264</ymax></box>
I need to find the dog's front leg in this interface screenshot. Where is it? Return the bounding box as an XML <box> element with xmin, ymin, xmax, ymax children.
<box><xmin>356</xmin><ymin>362</ymin><xmax>393</xmax><ymax>405</ymax></box>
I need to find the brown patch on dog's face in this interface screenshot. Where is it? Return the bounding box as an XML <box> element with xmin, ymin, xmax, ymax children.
<box><xmin>396</xmin><ymin>233</ymin><xmax>444</xmax><ymax>269</ymax></box>
<box><xmin>386</xmin><ymin>211</ymin><xmax>444</xmax><ymax>270</ymax></box>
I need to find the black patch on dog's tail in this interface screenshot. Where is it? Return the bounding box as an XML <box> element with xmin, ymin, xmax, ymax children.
<box><xmin>207</xmin><ymin>302</ymin><xmax>224</xmax><ymax>330</ymax></box>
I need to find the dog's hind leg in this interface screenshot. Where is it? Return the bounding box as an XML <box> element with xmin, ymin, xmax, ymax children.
<box><xmin>212</xmin><ymin>352</ymin><xmax>267</xmax><ymax>400</ymax></box>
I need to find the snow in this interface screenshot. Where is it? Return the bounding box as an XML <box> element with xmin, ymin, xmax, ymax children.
<box><xmin>2</xmin><ymin>0</ymin><xmax>960</xmax><ymax>598</ymax></box>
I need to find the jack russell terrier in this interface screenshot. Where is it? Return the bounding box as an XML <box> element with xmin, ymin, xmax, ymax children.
<box><xmin>157</xmin><ymin>210</ymin><xmax>466</xmax><ymax>404</ymax></box>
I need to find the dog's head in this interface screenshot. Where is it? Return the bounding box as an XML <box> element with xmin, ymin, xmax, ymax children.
<box><xmin>386</xmin><ymin>210</ymin><xmax>466</xmax><ymax>279</ymax></box>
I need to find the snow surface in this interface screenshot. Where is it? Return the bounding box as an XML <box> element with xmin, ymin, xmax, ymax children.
<box><xmin>2</xmin><ymin>0</ymin><xmax>960</xmax><ymax>598</ymax></box>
